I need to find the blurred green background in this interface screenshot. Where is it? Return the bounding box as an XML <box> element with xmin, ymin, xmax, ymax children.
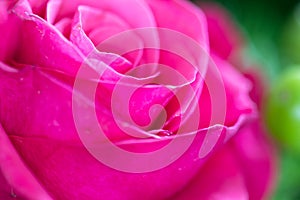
<box><xmin>198</xmin><ymin>0</ymin><xmax>300</xmax><ymax>199</ymax></box>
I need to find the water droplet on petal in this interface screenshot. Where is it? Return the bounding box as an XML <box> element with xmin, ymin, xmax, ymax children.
<box><xmin>157</xmin><ymin>130</ymin><xmax>173</xmax><ymax>137</ymax></box>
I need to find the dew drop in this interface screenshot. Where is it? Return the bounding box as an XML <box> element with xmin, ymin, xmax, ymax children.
<box><xmin>157</xmin><ymin>130</ymin><xmax>173</xmax><ymax>137</ymax></box>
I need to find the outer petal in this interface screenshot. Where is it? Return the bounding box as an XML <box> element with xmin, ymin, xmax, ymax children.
<box><xmin>0</xmin><ymin>60</ymin><xmax>257</xmax><ymax>199</ymax></box>
<box><xmin>172</xmin><ymin>120</ymin><xmax>276</xmax><ymax>200</ymax></box>
<box><xmin>0</xmin><ymin>53</ymin><xmax>257</xmax><ymax>200</ymax></box>
<box><xmin>214</xmin><ymin>56</ymin><xmax>255</xmax><ymax>126</ymax></box>
<box><xmin>198</xmin><ymin>55</ymin><xmax>255</xmax><ymax>128</ymax></box>
<box><xmin>243</xmin><ymin>67</ymin><xmax>268</xmax><ymax>110</ymax></box>
<box><xmin>0</xmin><ymin>123</ymin><xmax>52</xmax><ymax>200</ymax></box>
<box><xmin>231</xmin><ymin>120</ymin><xmax>277</xmax><ymax>200</ymax></box>
<box><xmin>0</xmin><ymin>62</ymin><xmax>212</xmax><ymax>199</ymax></box>
<box><xmin>173</xmin><ymin>144</ymin><xmax>249</xmax><ymax>200</ymax></box>
<box><xmin>8</xmin><ymin>133</ymin><xmax>204</xmax><ymax>200</ymax></box>
<box><xmin>200</xmin><ymin>3</ymin><xmax>243</xmax><ymax>60</ymax></box>
<box><xmin>12</xmin><ymin>13</ymin><xmax>84</xmax><ymax>76</ymax></box>
<box><xmin>0</xmin><ymin>172</ymin><xmax>14</xmax><ymax>200</ymax></box>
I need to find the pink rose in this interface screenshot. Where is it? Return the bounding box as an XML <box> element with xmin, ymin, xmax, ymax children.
<box><xmin>0</xmin><ymin>0</ymin><xmax>276</xmax><ymax>200</ymax></box>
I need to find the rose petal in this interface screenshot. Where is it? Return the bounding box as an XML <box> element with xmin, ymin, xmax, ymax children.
<box><xmin>11</xmin><ymin>11</ymin><xmax>84</xmax><ymax>76</ymax></box>
<box><xmin>54</xmin><ymin>17</ymin><xmax>72</xmax><ymax>38</ymax></box>
<box><xmin>68</xmin><ymin>3</ymin><xmax>159</xmax><ymax>70</ymax></box>
<box><xmin>213</xmin><ymin>55</ymin><xmax>255</xmax><ymax>126</ymax></box>
<box><xmin>73</xmin><ymin>6</ymin><xmax>130</xmax><ymax>46</ymax></box>
<box><xmin>0</xmin><ymin>171</ymin><xmax>14</xmax><ymax>200</ymax></box>
<box><xmin>0</xmin><ymin>123</ymin><xmax>52</xmax><ymax>200</ymax></box>
<box><xmin>0</xmin><ymin>65</ymin><xmax>78</xmax><ymax>141</ymax></box>
<box><xmin>243</xmin><ymin>67</ymin><xmax>268</xmax><ymax>109</ymax></box>
<box><xmin>27</xmin><ymin>0</ymin><xmax>48</xmax><ymax>16</ymax></box>
<box><xmin>69</xmin><ymin>5</ymin><xmax>135</xmax><ymax>72</ymax></box>
<box><xmin>192</xmin><ymin>55</ymin><xmax>255</xmax><ymax>130</ymax></box>
<box><xmin>172</xmin><ymin>120</ymin><xmax>276</xmax><ymax>200</ymax></box>
<box><xmin>231</xmin><ymin>120</ymin><xmax>277</xmax><ymax>200</ymax></box>
<box><xmin>45</xmin><ymin>0</ymin><xmax>62</xmax><ymax>24</ymax></box>
<box><xmin>173</xmin><ymin>145</ymin><xmax>249</xmax><ymax>200</ymax></box>
<box><xmin>0</xmin><ymin>60</ymin><xmax>256</xmax><ymax>200</ymax></box>
<box><xmin>201</xmin><ymin>3</ymin><xmax>244</xmax><ymax>60</ymax></box>
<box><xmin>0</xmin><ymin>1</ymin><xmax>275</xmax><ymax>200</ymax></box>
<box><xmin>7</xmin><ymin>132</ymin><xmax>206</xmax><ymax>199</ymax></box>
<box><xmin>70</xmin><ymin>5</ymin><xmax>128</xmax><ymax>54</ymax></box>
<box><xmin>0</xmin><ymin>64</ymin><xmax>257</xmax><ymax>200</ymax></box>
<box><xmin>146</xmin><ymin>0</ymin><xmax>209</xmax><ymax>52</ymax></box>
<box><xmin>49</xmin><ymin>0</ymin><xmax>156</xmax><ymax>28</ymax></box>
<box><xmin>0</xmin><ymin>0</ymin><xmax>30</xmax><ymax>62</ymax></box>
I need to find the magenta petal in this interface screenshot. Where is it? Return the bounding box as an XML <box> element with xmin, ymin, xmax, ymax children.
<box><xmin>231</xmin><ymin>120</ymin><xmax>277</xmax><ymax>200</ymax></box>
<box><xmin>11</xmin><ymin>0</ymin><xmax>33</xmax><ymax>15</ymax></box>
<box><xmin>172</xmin><ymin>120</ymin><xmax>276</xmax><ymax>200</ymax></box>
<box><xmin>69</xmin><ymin>4</ymin><xmax>159</xmax><ymax>69</ymax></box>
<box><xmin>0</xmin><ymin>171</ymin><xmax>13</xmax><ymax>200</ymax></box>
<box><xmin>173</xmin><ymin>145</ymin><xmax>249</xmax><ymax>200</ymax></box>
<box><xmin>57</xmin><ymin>0</ymin><xmax>156</xmax><ymax>28</ymax></box>
<box><xmin>69</xmin><ymin>5</ymin><xmax>135</xmax><ymax>73</ymax></box>
<box><xmin>0</xmin><ymin>62</ymin><xmax>255</xmax><ymax>200</ymax></box>
<box><xmin>45</xmin><ymin>0</ymin><xmax>62</xmax><ymax>24</ymax></box>
<box><xmin>6</xmin><ymin>123</ymin><xmax>240</xmax><ymax>200</ymax></box>
<box><xmin>214</xmin><ymin>55</ymin><xmax>255</xmax><ymax>125</ymax></box>
<box><xmin>70</xmin><ymin>5</ymin><xmax>107</xmax><ymax>55</ymax></box>
<box><xmin>197</xmin><ymin>55</ymin><xmax>255</xmax><ymax>128</ymax></box>
<box><xmin>0</xmin><ymin>1</ymin><xmax>276</xmax><ymax>199</ymax></box>
<box><xmin>146</xmin><ymin>0</ymin><xmax>209</xmax><ymax>52</ymax></box>
<box><xmin>0</xmin><ymin>0</ymin><xmax>32</xmax><ymax>62</ymax></box>
<box><xmin>7</xmin><ymin>0</ymin><xmax>85</xmax><ymax>75</ymax></box>
<box><xmin>0</xmin><ymin>66</ymin><xmax>78</xmax><ymax>141</ymax></box>
<box><xmin>6</xmin><ymin>132</ymin><xmax>203</xmax><ymax>199</ymax></box>
<box><xmin>12</xmin><ymin>14</ymin><xmax>84</xmax><ymax>76</ymax></box>
<box><xmin>54</xmin><ymin>17</ymin><xmax>72</xmax><ymax>38</ymax></box>
<box><xmin>243</xmin><ymin>67</ymin><xmax>268</xmax><ymax>109</ymax></box>
<box><xmin>0</xmin><ymin>124</ymin><xmax>52</xmax><ymax>200</ymax></box>
<box><xmin>201</xmin><ymin>3</ymin><xmax>243</xmax><ymax>59</ymax></box>
<box><xmin>71</xmin><ymin>5</ymin><xmax>129</xmax><ymax>47</ymax></box>
<box><xmin>0</xmin><ymin>1</ymin><xmax>11</xmax><ymax>23</ymax></box>
<box><xmin>70</xmin><ymin>5</ymin><xmax>129</xmax><ymax>55</ymax></box>
<box><xmin>0</xmin><ymin>14</ymin><xmax>21</xmax><ymax>62</ymax></box>
<box><xmin>27</xmin><ymin>0</ymin><xmax>48</xmax><ymax>16</ymax></box>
